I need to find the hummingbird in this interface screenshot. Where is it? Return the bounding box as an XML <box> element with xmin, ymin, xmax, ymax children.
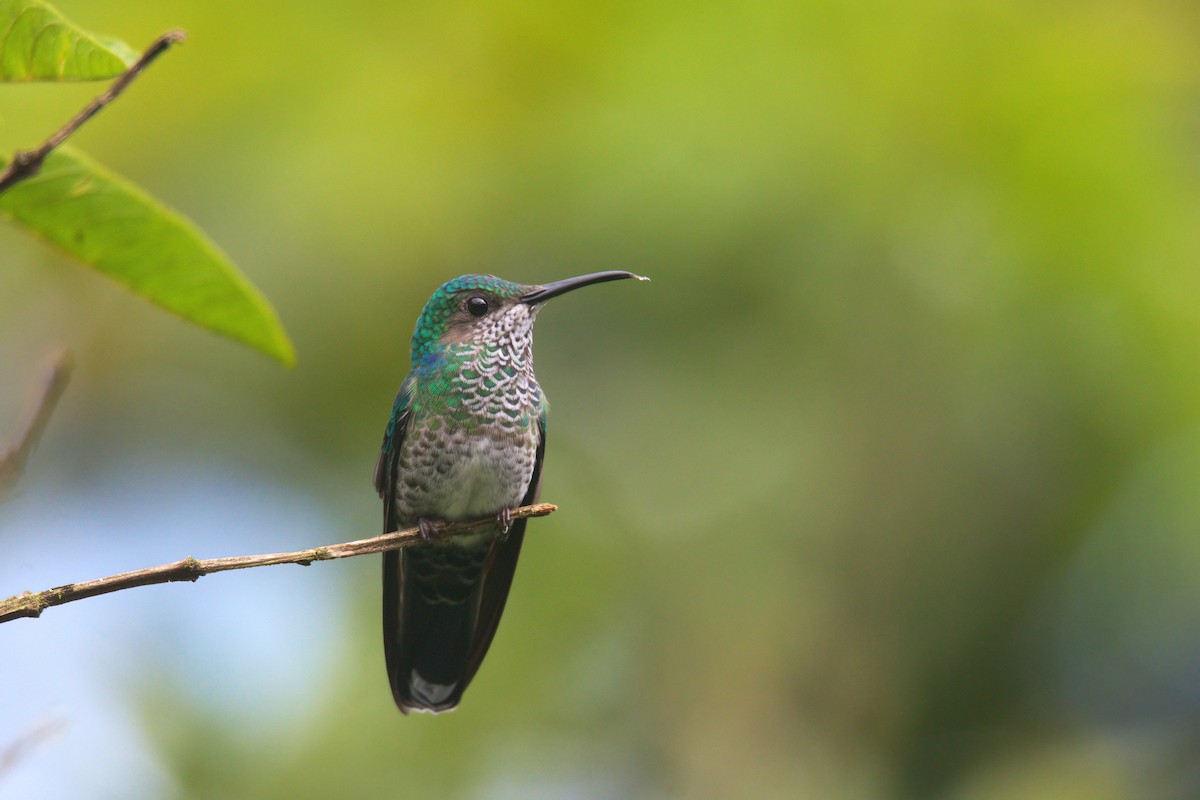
<box><xmin>374</xmin><ymin>270</ymin><xmax>647</xmax><ymax>713</ymax></box>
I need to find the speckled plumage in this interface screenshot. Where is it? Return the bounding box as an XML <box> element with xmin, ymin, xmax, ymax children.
<box><xmin>393</xmin><ymin>292</ymin><xmax>545</xmax><ymax>537</ymax></box>
<box><xmin>375</xmin><ymin>270</ymin><xmax>646</xmax><ymax>714</ymax></box>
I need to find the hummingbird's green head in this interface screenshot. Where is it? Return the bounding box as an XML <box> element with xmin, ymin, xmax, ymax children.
<box><xmin>409</xmin><ymin>271</ymin><xmax>648</xmax><ymax>367</ymax></box>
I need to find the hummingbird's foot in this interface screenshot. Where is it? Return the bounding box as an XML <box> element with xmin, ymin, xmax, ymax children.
<box><xmin>417</xmin><ymin>517</ymin><xmax>441</xmax><ymax>543</ymax></box>
<box><xmin>496</xmin><ymin>507</ymin><xmax>514</xmax><ymax>539</ymax></box>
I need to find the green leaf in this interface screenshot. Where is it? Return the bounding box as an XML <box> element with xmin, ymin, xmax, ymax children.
<box><xmin>0</xmin><ymin>147</ymin><xmax>296</xmax><ymax>366</ymax></box>
<box><xmin>0</xmin><ymin>0</ymin><xmax>138</xmax><ymax>81</ymax></box>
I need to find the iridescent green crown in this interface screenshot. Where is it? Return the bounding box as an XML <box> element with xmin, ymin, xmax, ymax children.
<box><xmin>411</xmin><ymin>274</ymin><xmax>527</xmax><ymax>359</ymax></box>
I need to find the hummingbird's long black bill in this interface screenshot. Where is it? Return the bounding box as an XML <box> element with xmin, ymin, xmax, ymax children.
<box><xmin>520</xmin><ymin>270</ymin><xmax>649</xmax><ymax>304</ymax></box>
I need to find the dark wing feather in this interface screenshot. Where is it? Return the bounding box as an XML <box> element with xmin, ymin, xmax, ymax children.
<box><xmin>375</xmin><ymin>377</ymin><xmax>415</xmax><ymax>503</ymax></box>
<box><xmin>460</xmin><ymin>412</ymin><xmax>546</xmax><ymax>687</ymax></box>
<box><xmin>378</xmin><ymin>378</ymin><xmax>414</xmax><ymax>711</ymax></box>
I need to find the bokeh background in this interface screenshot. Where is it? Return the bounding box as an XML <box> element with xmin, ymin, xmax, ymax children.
<box><xmin>3</xmin><ymin>1</ymin><xmax>1200</xmax><ymax>797</ymax></box>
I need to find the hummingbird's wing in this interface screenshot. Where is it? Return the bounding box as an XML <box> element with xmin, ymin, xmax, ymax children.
<box><xmin>376</xmin><ymin>376</ymin><xmax>418</xmax><ymax>710</ymax></box>
<box><xmin>374</xmin><ymin>375</ymin><xmax>414</xmax><ymax>509</ymax></box>
<box><xmin>460</xmin><ymin>412</ymin><xmax>546</xmax><ymax>690</ymax></box>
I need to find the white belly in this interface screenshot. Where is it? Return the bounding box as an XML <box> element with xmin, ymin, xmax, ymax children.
<box><xmin>439</xmin><ymin>436</ymin><xmax>523</xmax><ymax>519</ymax></box>
<box><xmin>394</xmin><ymin>424</ymin><xmax>538</xmax><ymax>543</ymax></box>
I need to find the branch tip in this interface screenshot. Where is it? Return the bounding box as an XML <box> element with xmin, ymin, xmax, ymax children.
<box><xmin>0</xmin><ymin>29</ymin><xmax>188</xmax><ymax>194</ymax></box>
<box><xmin>0</xmin><ymin>350</ymin><xmax>74</xmax><ymax>496</ymax></box>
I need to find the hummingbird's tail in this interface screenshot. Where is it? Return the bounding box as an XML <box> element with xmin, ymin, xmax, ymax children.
<box><xmin>382</xmin><ymin>526</ymin><xmax>526</xmax><ymax>714</ymax></box>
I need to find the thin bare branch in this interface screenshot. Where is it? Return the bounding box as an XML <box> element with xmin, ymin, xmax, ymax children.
<box><xmin>0</xmin><ymin>502</ymin><xmax>558</xmax><ymax>624</ymax></box>
<box><xmin>0</xmin><ymin>349</ymin><xmax>74</xmax><ymax>497</ymax></box>
<box><xmin>0</xmin><ymin>30</ymin><xmax>187</xmax><ymax>194</ymax></box>
<box><xmin>0</xmin><ymin>718</ymin><xmax>66</xmax><ymax>782</ymax></box>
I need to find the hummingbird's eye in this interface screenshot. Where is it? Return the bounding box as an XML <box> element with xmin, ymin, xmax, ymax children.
<box><xmin>466</xmin><ymin>295</ymin><xmax>490</xmax><ymax>317</ymax></box>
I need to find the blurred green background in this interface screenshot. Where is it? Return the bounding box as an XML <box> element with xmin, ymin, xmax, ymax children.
<box><xmin>3</xmin><ymin>1</ymin><xmax>1200</xmax><ymax>798</ymax></box>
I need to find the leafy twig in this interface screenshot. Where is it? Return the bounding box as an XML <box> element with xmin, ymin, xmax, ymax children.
<box><xmin>0</xmin><ymin>349</ymin><xmax>74</xmax><ymax>497</ymax></box>
<box><xmin>0</xmin><ymin>502</ymin><xmax>558</xmax><ymax>624</ymax></box>
<box><xmin>0</xmin><ymin>30</ymin><xmax>187</xmax><ymax>194</ymax></box>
